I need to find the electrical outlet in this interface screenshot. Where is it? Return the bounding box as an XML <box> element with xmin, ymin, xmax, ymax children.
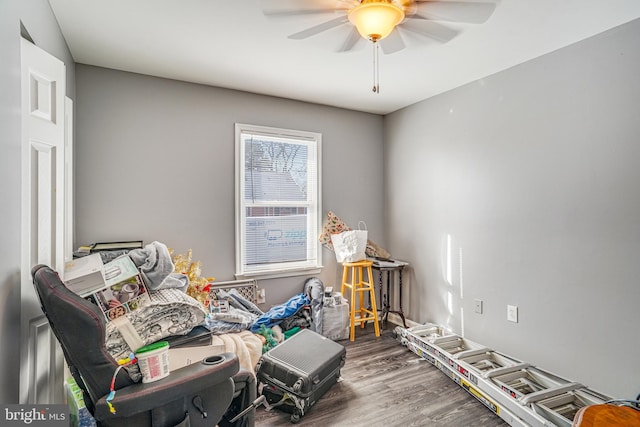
<box><xmin>507</xmin><ymin>305</ymin><xmax>518</xmax><ymax>323</ymax></box>
<box><xmin>257</xmin><ymin>288</ymin><xmax>266</xmax><ymax>304</ymax></box>
<box><xmin>474</xmin><ymin>299</ymin><xmax>483</xmax><ymax>314</ymax></box>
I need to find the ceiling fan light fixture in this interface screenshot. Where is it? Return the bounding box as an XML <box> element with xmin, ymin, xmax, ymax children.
<box><xmin>348</xmin><ymin>0</ymin><xmax>405</xmax><ymax>42</ymax></box>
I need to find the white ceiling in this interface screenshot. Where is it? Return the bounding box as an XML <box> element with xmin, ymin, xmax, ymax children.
<box><xmin>48</xmin><ymin>0</ymin><xmax>640</xmax><ymax>115</ymax></box>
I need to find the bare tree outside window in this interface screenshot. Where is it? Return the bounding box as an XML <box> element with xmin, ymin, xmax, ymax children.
<box><xmin>245</xmin><ymin>140</ymin><xmax>308</xmax><ymax>198</ymax></box>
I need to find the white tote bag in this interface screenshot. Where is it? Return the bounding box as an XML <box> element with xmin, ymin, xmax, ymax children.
<box><xmin>330</xmin><ymin>222</ymin><xmax>368</xmax><ymax>263</ymax></box>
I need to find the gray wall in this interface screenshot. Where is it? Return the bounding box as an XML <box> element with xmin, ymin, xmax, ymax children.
<box><xmin>74</xmin><ymin>65</ymin><xmax>385</xmax><ymax>307</ymax></box>
<box><xmin>0</xmin><ymin>0</ymin><xmax>75</xmax><ymax>404</ymax></box>
<box><xmin>385</xmin><ymin>18</ymin><xmax>640</xmax><ymax>399</ymax></box>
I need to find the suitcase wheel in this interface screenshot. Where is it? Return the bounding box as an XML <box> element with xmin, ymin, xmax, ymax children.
<box><xmin>290</xmin><ymin>413</ymin><xmax>300</xmax><ymax>424</ymax></box>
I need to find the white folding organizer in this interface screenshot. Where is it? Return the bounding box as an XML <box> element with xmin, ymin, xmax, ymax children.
<box><xmin>396</xmin><ymin>324</ymin><xmax>613</xmax><ymax>427</ymax></box>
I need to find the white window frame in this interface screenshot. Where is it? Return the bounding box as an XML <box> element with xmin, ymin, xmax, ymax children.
<box><xmin>235</xmin><ymin>123</ymin><xmax>322</xmax><ymax>278</ymax></box>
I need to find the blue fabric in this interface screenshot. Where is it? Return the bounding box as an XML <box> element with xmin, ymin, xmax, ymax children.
<box><xmin>249</xmin><ymin>293</ymin><xmax>310</xmax><ymax>332</ymax></box>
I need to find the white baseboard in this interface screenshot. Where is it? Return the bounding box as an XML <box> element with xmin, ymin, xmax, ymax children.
<box><xmin>385</xmin><ymin>312</ymin><xmax>420</xmax><ymax>328</ymax></box>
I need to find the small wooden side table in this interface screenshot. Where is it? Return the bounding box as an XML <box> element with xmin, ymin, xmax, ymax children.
<box><xmin>371</xmin><ymin>259</ymin><xmax>409</xmax><ymax>329</ymax></box>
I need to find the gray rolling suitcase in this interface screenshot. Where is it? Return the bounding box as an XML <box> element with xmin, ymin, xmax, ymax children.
<box><xmin>256</xmin><ymin>328</ymin><xmax>346</xmax><ymax>423</ymax></box>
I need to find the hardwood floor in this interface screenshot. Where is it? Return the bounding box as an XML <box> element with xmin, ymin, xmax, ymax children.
<box><xmin>254</xmin><ymin>323</ymin><xmax>509</xmax><ymax>427</ymax></box>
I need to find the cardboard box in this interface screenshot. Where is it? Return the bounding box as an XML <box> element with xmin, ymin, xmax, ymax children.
<box><xmin>65</xmin><ymin>377</ymin><xmax>96</xmax><ymax>427</ymax></box>
<box><xmin>103</xmin><ymin>255</ymin><xmax>141</xmax><ymax>287</ymax></box>
<box><xmin>84</xmin><ymin>256</ymin><xmax>151</xmax><ymax>322</ymax></box>
<box><xmin>168</xmin><ymin>337</ymin><xmax>226</xmax><ymax>371</ymax></box>
<box><xmin>209</xmin><ymin>299</ymin><xmax>229</xmax><ymax>313</ymax></box>
<box><xmin>63</xmin><ymin>253</ymin><xmax>106</xmax><ymax>296</ymax></box>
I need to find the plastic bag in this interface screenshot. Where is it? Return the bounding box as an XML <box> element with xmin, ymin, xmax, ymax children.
<box><xmin>304</xmin><ymin>277</ymin><xmax>324</xmax><ymax>334</ymax></box>
<box><xmin>330</xmin><ymin>221</ymin><xmax>368</xmax><ymax>262</ymax></box>
<box><xmin>278</xmin><ymin>305</ymin><xmax>312</xmax><ymax>331</ymax></box>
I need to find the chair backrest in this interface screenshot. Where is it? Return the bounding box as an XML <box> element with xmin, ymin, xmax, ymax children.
<box><xmin>31</xmin><ymin>264</ymin><xmax>134</xmax><ymax>408</ymax></box>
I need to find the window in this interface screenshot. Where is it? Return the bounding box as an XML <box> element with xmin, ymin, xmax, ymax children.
<box><xmin>235</xmin><ymin>123</ymin><xmax>322</xmax><ymax>278</ymax></box>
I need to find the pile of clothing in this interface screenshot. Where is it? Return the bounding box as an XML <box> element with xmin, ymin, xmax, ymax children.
<box><xmin>206</xmin><ymin>290</ymin><xmax>314</xmax><ymax>352</ymax></box>
<box><xmin>102</xmin><ymin>241</ymin><xmax>327</xmax><ymax>379</ymax></box>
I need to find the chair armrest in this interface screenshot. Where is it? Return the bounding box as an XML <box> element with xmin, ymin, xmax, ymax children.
<box><xmin>232</xmin><ymin>368</ymin><xmax>256</xmax><ymax>391</ymax></box>
<box><xmin>227</xmin><ymin>368</ymin><xmax>257</xmax><ymax>427</ymax></box>
<box><xmin>94</xmin><ymin>352</ymin><xmax>239</xmax><ymax>420</ymax></box>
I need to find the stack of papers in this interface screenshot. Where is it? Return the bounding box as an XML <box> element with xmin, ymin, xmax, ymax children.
<box><xmin>63</xmin><ymin>254</ymin><xmax>106</xmax><ymax>296</ymax></box>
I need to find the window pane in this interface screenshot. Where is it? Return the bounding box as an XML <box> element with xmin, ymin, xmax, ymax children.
<box><xmin>245</xmin><ymin>209</ymin><xmax>308</xmax><ymax>265</ymax></box>
<box><xmin>244</xmin><ymin>139</ymin><xmax>308</xmax><ymax>202</ymax></box>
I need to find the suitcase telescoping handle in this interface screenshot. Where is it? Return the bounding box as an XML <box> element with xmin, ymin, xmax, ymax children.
<box><xmin>228</xmin><ymin>395</ymin><xmax>267</xmax><ymax>424</ymax></box>
<box><xmin>262</xmin><ymin>375</ymin><xmax>304</xmax><ymax>392</ymax></box>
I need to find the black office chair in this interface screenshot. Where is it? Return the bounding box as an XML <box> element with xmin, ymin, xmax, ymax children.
<box><xmin>31</xmin><ymin>264</ymin><xmax>245</xmax><ymax>427</ymax></box>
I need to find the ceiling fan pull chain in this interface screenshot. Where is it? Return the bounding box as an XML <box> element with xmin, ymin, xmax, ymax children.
<box><xmin>372</xmin><ymin>40</ymin><xmax>379</xmax><ymax>93</ymax></box>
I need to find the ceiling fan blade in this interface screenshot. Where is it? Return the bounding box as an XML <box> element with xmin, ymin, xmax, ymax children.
<box><xmin>262</xmin><ymin>0</ymin><xmax>353</xmax><ymax>16</ymax></box>
<box><xmin>264</xmin><ymin>8</ymin><xmax>348</xmax><ymax>16</ymax></box>
<box><xmin>336</xmin><ymin>27</ymin><xmax>362</xmax><ymax>52</ymax></box>
<box><xmin>379</xmin><ymin>30</ymin><xmax>406</xmax><ymax>54</ymax></box>
<box><xmin>413</xmin><ymin>1</ymin><xmax>497</xmax><ymax>24</ymax></box>
<box><xmin>288</xmin><ymin>15</ymin><xmax>349</xmax><ymax>40</ymax></box>
<box><xmin>399</xmin><ymin>19</ymin><xmax>459</xmax><ymax>43</ymax></box>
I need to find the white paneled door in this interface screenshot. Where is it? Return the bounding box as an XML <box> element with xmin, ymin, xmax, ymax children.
<box><xmin>20</xmin><ymin>38</ymin><xmax>70</xmax><ymax>404</ymax></box>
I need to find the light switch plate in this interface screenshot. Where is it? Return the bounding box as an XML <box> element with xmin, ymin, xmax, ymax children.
<box><xmin>507</xmin><ymin>305</ymin><xmax>518</xmax><ymax>323</ymax></box>
<box><xmin>474</xmin><ymin>299</ymin><xmax>483</xmax><ymax>314</ymax></box>
<box><xmin>257</xmin><ymin>288</ymin><xmax>266</xmax><ymax>304</ymax></box>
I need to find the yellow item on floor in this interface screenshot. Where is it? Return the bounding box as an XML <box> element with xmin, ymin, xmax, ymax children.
<box><xmin>572</xmin><ymin>403</ymin><xmax>640</xmax><ymax>427</ymax></box>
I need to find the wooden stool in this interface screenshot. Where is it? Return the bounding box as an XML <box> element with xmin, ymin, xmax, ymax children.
<box><xmin>340</xmin><ymin>260</ymin><xmax>380</xmax><ymax>341</ymax></box>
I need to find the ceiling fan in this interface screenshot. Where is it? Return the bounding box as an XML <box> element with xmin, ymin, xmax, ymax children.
<box><xmin>263</xmin><ymin>0</ymin><xmax>497</xmax><ymax>53</ymax></box>
<box><xmin>262</xmin><ymin>0</ymin><xmax>498</xmax><ymax>92</ymax></box>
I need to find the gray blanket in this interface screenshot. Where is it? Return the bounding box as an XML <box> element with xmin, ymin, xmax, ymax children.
<box><xmin>105</xmin><ymin>288</ymin><xmax>207</xmax><ymax>381</ymax></box>
<box><xmin>127</xmin><ymin>241</ymin><xmax>189</xmax><ymax>291</ymax></box>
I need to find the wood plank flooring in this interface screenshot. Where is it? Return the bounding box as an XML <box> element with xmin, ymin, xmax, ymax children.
<box><xmin>254</xmin><ymin>324</ymin><xmax>509</xmax><ymax>427</ymax></box>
